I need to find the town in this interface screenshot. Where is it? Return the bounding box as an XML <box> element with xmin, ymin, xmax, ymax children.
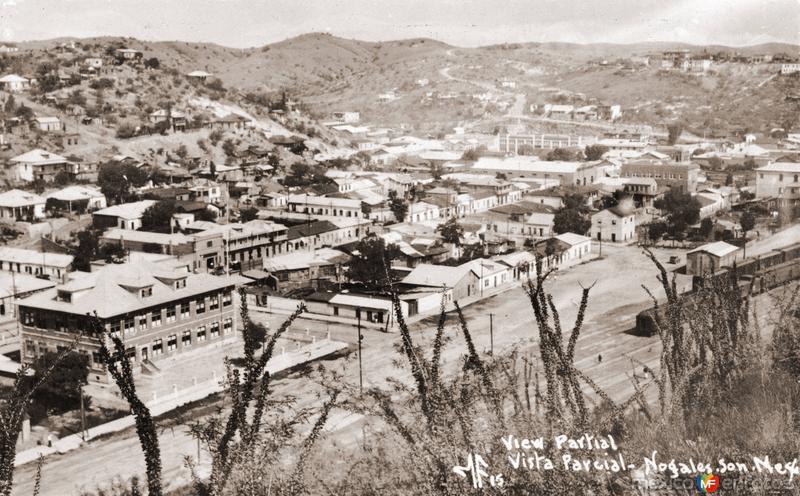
<box><xmin>0</xmin><ymin>12</ymin><xmax>798</xmax><ymax>496</ymax></box>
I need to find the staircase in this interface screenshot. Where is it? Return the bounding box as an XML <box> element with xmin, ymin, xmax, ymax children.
<box><xmin>140</xmin><ymin>359</ymin><xmax>162</xmax><ymax>377</ymax></box>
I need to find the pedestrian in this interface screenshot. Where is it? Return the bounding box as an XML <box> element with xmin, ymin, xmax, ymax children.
<box><xmin>47</xmin><ymin>434</ymin><xmax>52</xmax><ymax>448</ymax></box>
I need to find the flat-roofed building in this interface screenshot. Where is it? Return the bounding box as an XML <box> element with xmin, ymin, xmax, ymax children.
<box><xmin>471</xmin><ymin>156</ymin><xmax>604</xmax><ymax>186</ymax></box>
<box><xmin>287</xmin><ymin>194</ymin><xmax>364</xmax><ymax>219</ymax></box>
<box><xmin>0</xmin><ymin>247</ymin><xmax>73</xmax><ymax>279</ymax></box>
<box><xmin>620</xmin><ymin>159</ymin><xmax>700</xmax><ymax>193</ymax></box>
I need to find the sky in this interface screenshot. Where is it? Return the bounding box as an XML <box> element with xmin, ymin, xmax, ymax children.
<box><xmin>0</xmin><ymin>0</ymin><xmax>798</xmax><ymax>48</ymax></box>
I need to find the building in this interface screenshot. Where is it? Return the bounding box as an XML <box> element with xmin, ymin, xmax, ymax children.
<box><xmin>115</xmin><ymin>48</ymin><xmax>143</xmax><ymax>60</ymax></box>
<box><xmin>400</xmin><ymin>264</ymin><xmax>480</xmax><ymax>302</ymax></box>
<box><xmin>18</xmin><ymin>259</ymin><xmax>248</xmax><ymax>383</ymax></box>
<box><xmin>780</xmin><ymin>63</ymin><xmax>800</xmax><ymax>75</ymax></box>
<box><xmin>622</xmin><ymin>177</ymin><xmax>662</xmax><ymax>208</ymax></box>
<box><xmin>620</xmin><ymin>159</ymin><xmax>700</xmax><ymax>193</ymax></box>
<box><xmin>212</xmin><ymin>114</ymin><xmax>249</xmax><ymax>131</ymax></box>
<box><xmin>0</xmin><ymin>247</ymin><xmax>73</xmax><ymax>279</ymax></box>
<box><xmin>262</xmin><ymin>248</ymin><xmax>349</xmax><ymax>291</ymax></box>
<box><xmin>686</xmin><ymin>241</ymin><xmax>741</xmax><ymax>275</ymax></box>
<box><xmin>0</xmin><ymin>74</ymin><xmax>30</xmax><ymax>92</ymax></box>
<box><xmin>7</xmin><ymin>149</ymin><xmax>72</xmax><ymax>183</ymax></box>
<box><xmin>332</xmin><ymin>111</ymin><xmax>360</xmax><ymax>123</ymax></box>
<box><xmin>148</xmin><ymin>109</ymin><xmax>187</xmax><ymax>132</ymax></box>
<box><xmin>45</xmin><ymin>185</ymin><xmax>107</xmax><ymax>213</ymax></box>
<box><xmin>84</xmin><ymin>57</ymin><xmax>104</xmax><ymax>69</ymax></box>
<box><xmin>186</xmin><ymin>70</ymin><xmax>213</xmax><ymax>81</ymax></box>
<box><xmin>33</xmin><ymin>117</ymin><xmax>62</xmax><ymax>132</ymax></box>
<box><xmin>286</xmin><ymin>218</ymin><xmax>372</xmax><ymax>252</ymax></box>
<box><xmin>287</xmin><ymin>194</ymin><xmax>364</xmax><ymax>219</ymax></box>
<box><xmin>0</xmin><ymin>273</ymin><xmax>54</xmax><ymax>331</ymax></box>
<box><xmin>92</xmin><ymin>200</ymin><xmax>157</xmax><ymax>230</ymax></box>
<box><xmin>591</xmin><ymin>206</ymin><xmax>637</xmax><ymax>243</ymax></box>
<box><xmin>0</xmin><ymin>189</ymin><xmax>46</xmax><ymax>221</ymax></box>
<box><xmin>755</xmin><ymin>162</ymin><xmax>800</xmax><ymax>207</ymax></box>
<box><xmin>483</xmin><ymin>201</ymin><xmax>556</xmax><ymax>239</ymax></box>
<box><xmin>472</xmin><ymin>156</ymin><xmax>604</xmax><ymax>186</ymax></box>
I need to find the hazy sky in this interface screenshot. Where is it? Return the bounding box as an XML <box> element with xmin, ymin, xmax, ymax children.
<box><xmin>1</xmin><ymin>0</ymin><xmax>798</xmax><ymax>48</ymax></box>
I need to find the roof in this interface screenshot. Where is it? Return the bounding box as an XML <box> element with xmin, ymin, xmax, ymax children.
<box><xmin>18</xmin><ymin>259</ymin><xmax>249</xmax><ymax>318</ymax></box>
<box><xmin>288</xmin><ymin>194</ymin><xmax>362</xmax><ymax>209</ymax></box>
<box><xmin>0</xmin><ymin>189</ymin><xmax>46</xmax><ymax>207</ymax></box>
<box><xmin>554</xmin><ymin>232</ymin><xmax>591</xmax><ymax>246</ymax></box>
<box><xmin>402</xmin><ymin>264</ymin><xmax>477</xmax><ymax>288</ymax></box>
<box><xmin>0</xmin><ymin>272</ymin><xmax>55</xmax><ymax>299</ymax></box>
<box><xmin>45</xmin><ymin>185</ymin><xmax>104</xmax><ymax>202</ymax></box>
<box><xmin>263</xmin><ymin>248</ymin><xmax>348</xmax><ymax>272</ymax></box>
<box><xmin>9</xmin><ymin>149</ymin><xmax>68</xmax><ymax>165</ymax></box>
<box><xmin>187</xmin><ymin>70</ymin><xmax>213</xmax><ymax>77</ymax></box>
<box><xmin>688</xmin><ymin>241</ymin><xmax>740</xmax><ymax>258</ymax></box>
<box><xmin>34</xmin><ymin>116</ymin><xmax>60</xmax><ymax>124</ymax></box>
<box><xmin>217</xmin><ymin>113</ymin><xmax>249</xmax><ymax>123</ymax></box>
<box><xmin>92</xmin><ymin>200</ymin><xmax>157</xmax><ymax>220</ymax></box>
<box><xmin>0</xmin><ymin>74</ymin><xmax>28</xmax><ymax>83</ymax></box>
<box><xmin>604</xmin><ymin>205</ymin><xmax>635</xmax><ymax>217</ymax></box>
<box><xmin>0</xmin><ymin>247</ymin><xmax>73</xmax><ymax>268</ymax></box>
<box><xmin>490</xmin><ymin>201</ymin><xmax>555</xmax><ymax>216</ymax></box>
<box><xmin>329</xmin><ymin>293</ymin><xmax>393</xmax><ymax>311</ymax></box>
<box><xmin>473</xmin><ymin>156</ymin><xmax>588</xmax><ymax>174</ymax></box>
<box><xmin>287</xmin><ymin>220</ymin><xmax>340</xmax><ymax>240</ymax></box>
<box><xmin>460</xmin><ymin>258</ymin><xmax>507</xmax><ymax>276</ymax></box>
<box><xmin>102</xmin><ymin>228</ymin><xmax>191</xmax><ymax>246</ymax></box>
<box><xmin>756</xmin><ymin>162</ymin><xmax>800</xmax><ymax>174</ymax></box>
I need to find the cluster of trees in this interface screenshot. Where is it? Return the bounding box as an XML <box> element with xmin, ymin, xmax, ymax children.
<box><xmin>345</xmin><ymin>236</ymin><xmax>401</xmax><ymax>291</ymax></box>
<box><xmin>387</xmin><ymin>190</ymin><xmax>408</xmax><ymax>222</ymax></box>
<box><xmin>648</xmin><ymin>189</ymin><xmax>701</xmax><ymax>244</ymax></box>
<box><xmin>97</xmin><ymin>161</ymin><xmax>150</xmax><ymax>204</ymax></box>
<box><xmin>553</xmin><ymin>191</ymin><xmax>591</xmax><ymax>235</ymax></box>
<box><xmin>281</xmin><ymin>162</ymin><xmax>331</xmax><ymax>188</ymax></box>
<box><xmin>139</xmin><ymin>199</ymin><xmax>217</xmax><ymax>232</ymax></box>
<box><xmin>71</xmin><ymin>228</ymin><xmax>126</xmax><ymax>271</ymax></box>
<box><xmin>542</xmin><ymin>144</ymin><xmax>609</xmax><ymax>162</ymax></box>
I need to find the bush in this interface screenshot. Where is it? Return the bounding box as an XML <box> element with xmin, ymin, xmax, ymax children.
<box><xmin>115</xmin><ymin>122</ymin><xmax>138</xmax><ymax>139</ymax></box>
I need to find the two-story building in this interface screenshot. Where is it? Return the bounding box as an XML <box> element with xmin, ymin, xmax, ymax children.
<box><xmin>287</xmin><ymin>194</ymin><xmax>364</xmax><ymax>219</ymax></box>
<box><xmin>591</xmin><ymin>206</ymin><xmax>637</xmax><ymax>243</ymax></box>
<box><xmin>18</xmin><ymin>259</ymin><xmax>248</xmax><ymax>384</ymax></box>
<box><xmin>755</xmin><ymin>162</ymin><xmax>800</xmax><ymax>208</ymax></box>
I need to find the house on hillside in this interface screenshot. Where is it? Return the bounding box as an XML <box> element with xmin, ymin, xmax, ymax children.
<box><xmin>212</xmin><ymin>113</ymin><xmax>249</xmax><ymax>131</ymax></box>
<box><xmin>0</xmin><ymin>189</ymin><xmax>46</xmax><ymax>222</ymax></box>
<box><xmin>45</xmin><ymin>185</ymin><xmax>107</xmax><ymax>213</ymax></box>
<box><xmin>7</xmin><ymin>149</ymin><xmax>72</xmax><ymax>183</ymax></box>
<box><xmin>92</xmin><ymin>200</ymin><xmax>157</xmax><ymax>230</ymax></box>
<box><xmin>33</xmin><ymin>116</ymin><xmax>62</xmax><ymax>132</ymax></box>
<box><xmin>149</xmin><ymin>109</ymin><xmax>187</xmax><ymax>132</ymax></box>
<box><xmin>115</xmin><ymin>48</ymin><xmax>143</xmax><ymax>61</ymax></box>
<box><xmin>186</xmin><ymin>70</ymin><xmax>213</xmax><ymax>82</ymax></box>
<box><xmin>0</xmin><ymin>74</ymin><xmax>30</xmax><ymax>92</ymax></box>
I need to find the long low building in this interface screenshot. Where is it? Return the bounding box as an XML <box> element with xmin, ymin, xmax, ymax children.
<box><xmin>471</xmin><ymin>156</ymin><xmax>607</xmax><ymax>186</ymax></box>
<box><xmin>0</xmin><ymin>247</ymin><xmax>73</xmax><ymax>279</ymax></box>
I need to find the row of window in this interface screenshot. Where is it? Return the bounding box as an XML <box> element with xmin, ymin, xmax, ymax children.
<box><xmin>110</xmin><ymin>292</ymin><xmax>232</xmax><ymax>335</ymax></box>
<box><xmin>761</xmin><ymin>173</ymin><xmax>800</xmax><ymax>182</ymax></box>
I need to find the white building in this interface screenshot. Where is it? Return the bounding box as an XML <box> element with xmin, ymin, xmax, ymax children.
<box><xmin>0</xmin><ymin>74</ymin><xmax>30</xmax><ymax>92</ymax></box>
<box><xmin>755</xmin><ymin>162</ymin><xmax>800</xmax><ymax>207</ymax></box>
<box><xmin>591</xmin><ymin>206</ymin><xmax>637</xmax><ymax>243</ymax></box>
<box><xmin>780</xmin><ymin>63</ymin><xmax>800</xmax><ymax>75</ymax></box>
<box><xmin>0</xmin><ymin>247</ymin><xmax>73</xmax><ymax>279</ymax></box>
<box><xmin>0</xmin><ymin>189</ymin><xmax>46</xmax><ymax>221</ymax></box>
<box><xmin>287</xmin><ymin>194</ymin><xmax>364</xmax><ymax>219</ymax></box>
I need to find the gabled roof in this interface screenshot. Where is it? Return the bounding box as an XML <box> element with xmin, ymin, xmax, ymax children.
<box><xmin>688</xmin><ymin>241</ymin><xmax>740</xmax><ymax>258</ymax></box>
<box><xmin>555</xmin><ymin>232</ymin><xmax>591</xmax><ymax>246</ymax></box>
<box><xmin>0</xmin><ymin>189</ymin><xmax>46</xmax><ymax>207</ymax></box>
<box><xmin>287</xmin><ymin>220</ymin><xmax>340</xmax><ymax>240</ymax></box>
<box><xmin>402</xmin><ymin>264</ymin><xmax>477</xmax><ymax>288</ymax></box>
<box><xmin>92</xmin><ymin>200</ymin><xmax>157</xmax><ymax>220</ymax></box>
<box><xmin>10</xmin><ymin>149</ymin><xmax>68</xmax><ymax>164</ymax></box>
<box><xmin>46</xmin><ymin>185</ymin><xmax>104</xmax><ymax>202</ymax></box>
<box><xmin>0</xmin><ymin>74</ymin><xmax>28</xmax><ymax>83</ymax></box>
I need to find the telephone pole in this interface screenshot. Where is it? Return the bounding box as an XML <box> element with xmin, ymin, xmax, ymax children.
<box><xmin>357</xmin><ymin>308</ymin><xmax>363</xmax><ymax>395</ymax></box>
<box><xmin>489</xmin><ymin>313</ymin><xmax>494</xmax><ymax>355</ymax></box>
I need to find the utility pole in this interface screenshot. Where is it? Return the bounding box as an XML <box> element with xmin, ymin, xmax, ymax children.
<box><xmin>489</xmin><ymin>313</ymin><xmax>494</xmax><ymax>355</ymax></box>
<box><xmin>79</xmin><ymin>384</ymin><xmax>86</xmax><ymax>441</ymax></box>
<box><xmin>357</xmin><ymin>308</ymin><xmax>363</xmax><ymax>395</ymax></box>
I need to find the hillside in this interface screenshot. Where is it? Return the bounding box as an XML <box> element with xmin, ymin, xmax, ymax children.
<box><xmin>6</xmin><ymin>34</ymin><xmax>800</xmax><ymax>135</ymax></box>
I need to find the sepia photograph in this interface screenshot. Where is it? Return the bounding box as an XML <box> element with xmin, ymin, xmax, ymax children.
<box><xmin>0</xmin><ymin>0</ymin><xmax>798</xmax><ymax>494</ymax></box>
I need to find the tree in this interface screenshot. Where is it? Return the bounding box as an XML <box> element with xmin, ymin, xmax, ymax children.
<box><xmin>699</xmin><ymin>218</ymin><xmax>714</xmax><ymax>239</ymax></box>
<box><xmin>553</xmin><ymin>208</ymin><xmax>590</xmax><ymax>235</ymax></box>
<box><xmin>222</xmin><ymin>139</ymin><xmax>237</xmax><ymax>157</ymax></box>
<box><xmin>239</xmin><ymin>207</ymin><xmax>259</xmax><ymax>223</ymax></box>
<box><xmin>647</xmin><ymin>222</ymin><xmax>668</xmax><ymax>244</ymax></box>
<box><xmin>654</xmin><ymin>189</ymin><xmax>700</xmax><ymax>242</ymax></box>
<box><xmin>141</xmin><ymin>200</ymin><xmax>177</xmax><ymax>232</ymax></box>
<box><xmin>175</xmin><ymin>144</ymin><xmax>188</xmax><ymax>159</ymax></box>
<box><xmin>245</xmin><ymin>319</ymin><xmax>267</xmax><ymax>349</ymax></box>
<box><xmin>740</xmin><ymin>210</ymin><xmax>756</xmax><ymax>257</ymax></box>
<box><xmin>545</xmin><ymin>148</ymin><xmax>578</xmax><ymax>161</ymax></box>
<box><xmin>387</xmin><ymin>190</ymin><xmax>408</xmax><ymax>223</ymax></box>
<box><xmin>53</xmin><ymin>170</ymin><xmax>72</xmax><ymax>187</ymax></box>
<box><xmin>583</xmin><ymin>144</ymin><xmax>608</xmax><ymax>161</ymax></box>
<box><xmin>30</xmin><ymin>351</ymin><xmax>90</xmax><ymax>413</ymax></box>
<box><xmin>667</xmin><ymin>123</ymin><xmax>683</xmax><ymax>145</ymax></box>
<box><xmin>436</xmin><ymin>217</ymin><xmax>464</xmax><ymax>245</ymax></box>
<box><xmin>346</xmin><ymin>237</ymin><xmax>400</xmax><ymax>291</ymax></box>
<box><xmin>97</xmin><ymin>161</ymin><xmax>149</xmax><ymax>204</ymax></box>
<box><xmin>144</xmin><ymin>57</ymin><xmax>160</xmax><ymax>69</ymax></box>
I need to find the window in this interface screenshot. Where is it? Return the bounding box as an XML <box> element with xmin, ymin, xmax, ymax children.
<box><xmin>182</xmin><ymin>330</ymin><xmax>192</xmax><ymax>347</ymax></box>
<box><xmin>779</xmin><ymin>174</ymin><xmax>784</xmax><ymax>181</ymax></box>
<box><xmin>22</xmin><ymin>311</ymin><xmax>34</xmax><ymax>326</ymax></box>
<box><xmin>180</xmin><ymin>302</ymin><xmax>190</xmax><ymax>319</ymax></box>
<box><xmin>210</xmin><ymin>322</ymin><xmax>220</xmax><ymax>338</ymax></box>
<box><xmin>196</xmin><ymin>299</ymin><xmax>206</xmax><ymax>314</ymax></box>
<box><xmin>223</xmin><ymin>318</ymin><xmax>232</xmax><ymax>333</ymax></box>
<box><xmin>124</xmin><ymin>318</ymin><xmax>135</xmax><ymax>335</ymax></box>
<box><xmin>207</xmin><ymin>241</ymin><xmax>213</xmax><ymax>248</ymax></box>
<box><xmin>197</xmin><ymin>326</ymin><xmax>207</xmax><ymax>341</ymax></box>
<box><xmin>166</xmin><ymin>306</ymin><xmax>176</xmax><ymax>323</ymax></box>
<box><xmin>151</xmin><ymin>309</ymin><xmax>162</xmax><ymax>327</ymax></box>
<box><xmin>167</xmin><ymin>334</ymin><xmax>177</xmax><ymax>351</ymax></box>
<box><xmin>333</xmin><ymin>307</ymin><xmax>339</xmax><ymax>316</ymax></box>
<box><xmin>92</xmin><ymin>352</ymin><xmax>102</xmax><ymax>365</ymax></box>
<box><xmin>138</xmin><ymin>315</ymin><xmax>148</xmax><ymax>331</ymax></box>
<box><xmin>110</xmin><ymin>320</ymin><xmax>121</xmax><ymax>336</ymax></box>
<box><xmin>24</xmin><ymin>340</ymin><xmax>35</xmax><ymax>358</ymax></box>
<box><xmin>141</xmin><ymin>287</ymin><xmax>152</xmax><ymax>298</ymax></box>
<box><xmin>210</xmin><ymin>295</ymin><xmax>219</xmax><ymax>310</ymax></box>
<box><xmin>222</xmin><ymin>292</ymin><xmax>232</xmax><ymax>307</ymax></box>
<box><xmin>795</xmin><ymin>175</ymin><xmax>799</xmax><ymax>183</ymax></box>
<box><xmin>152</xmin><ymin>338</ymin><xmax>163</xmax><ymax>356</ymax></box>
